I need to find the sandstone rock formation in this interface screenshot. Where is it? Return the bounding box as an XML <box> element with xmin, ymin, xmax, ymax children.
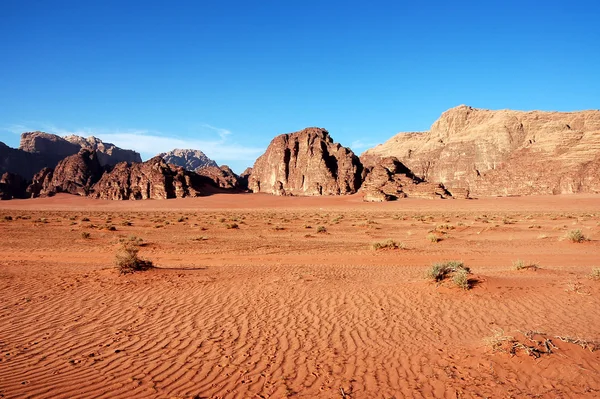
<box><xmin>361</xmin><ymin>105</ymin><xmax>600</xmax><ymax>196</ymax></box>
<box><xmin>360</xmin><ymin>157</ymin><xmax>451</xmax><ymax>201</ymax></box>
<box><xmin>91</xmin><ymin>156</ymin><xmax>214</xmax><ymax>200</ymax></box>
<box><xmin>238</xmin><ymin>167</ymin><xmax>252</xmax><ymax>191</ymax></box>
<box><xmin>1</xmin><ymin>132</ymin><xmax>141</xmax><ymax>180</ymax></box>
<box><xmin>248</xmin><ymin>128</ymin><xmax>363</xmax><ymax>196</ymax></box>
<box><xmin>196</xmin><ymin>165</ymin><xmax>240</xmax><ymax>189</ymax></box>
<box><xmin>0</xmin><ymin>172</ymin><xmax>28</xmax><ymax>200</ymax></box>
<box><xmin>27</xmin><ymin>149</ymin><xmax>104</xmax><ymax>198</ymax></box>
<box><xmin>63</xmin><ymin>135</ymin><xmax>141</xmax><ymax>166</ymax></box>
<box><xmin>26</xmin><ymin>168</ymin><xmax>54</xmax><ymax>198</ymax></box>
<box><xmin>158</xmin><ymin>149</ymin><xmax>217</xmax><ymax>171</ymax></box>
<box><xmin>0</xmin><ymin>141</ymin><xmax>51</xmax><ymax>180</ymax></box>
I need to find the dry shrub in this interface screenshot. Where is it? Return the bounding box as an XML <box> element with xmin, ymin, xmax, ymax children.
<box><xmin>115</xmin><ymin>242</ymin><xmax>153</xmax><ymax>274</ymax></box>
<box><xmin>425</xmin><ymin>261</ymin><xmax>471</xmax><ymax>289</ymax></box>
<box><xmin>372</xmin><ymin>239</ymin><xmax>405</xmax><ymax>250</ymax></box>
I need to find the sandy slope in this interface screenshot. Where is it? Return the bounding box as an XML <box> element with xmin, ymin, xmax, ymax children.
<box><xmin>0</xmin><ymin>194</ymin><xmax>599</xmax><ymax>398</ymax></box>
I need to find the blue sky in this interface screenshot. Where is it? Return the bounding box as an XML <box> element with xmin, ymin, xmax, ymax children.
<box><xmin>1</xmin><ymin>0</ymin><xmax>599</xmax><ymax>173</ymax></box>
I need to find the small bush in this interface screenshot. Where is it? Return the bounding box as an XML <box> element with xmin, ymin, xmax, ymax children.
<box><xmin>4</xmin><ymin>215</ymin><xmax>13</xmax><ymax>221</ymax></box>
<box><xmin>106</xmin><ymin>225</ymin><xmax>117</xmax><ymax>231</ymax></box>
<box><xmin>566</xmin><ymin>229</ymin><xmax>587</xmax><ymax>243</ymax></box>
<box><xmin>81</xmin><ymin>217</ymin><xmax>90</xmax><ymax>222</ymax></box>
<box><xmin>452</xmin><ymin>268</ymin><xmax>470</xmax><ymax>290</ymax></box>
<box><xmin>372</xmin><ymin>239</ymin><xmax>405</xmax><ymax>250</ymax></box>
<box><xmin>425</xmin><ymin>261</ymin><xmax>471</xmax><ymax>289</ymax></box>
<box><xmin>115</xmin><ymin>242</ymin><xmax>153</xmax><ymax>274</ymax></box>
<box><xmin>316</xmin><ymin>226</ymin><xmax>327</xmax><ymax>233</ymax></box>
<box><xmin>591</xmin><ymin>268</ymin><xmax>600</xmax><ymax>281</ymax></box>
<box><xmin>81</xmin><ymin>232</ymin><xmax>91</xmax><ymax>239</ymax></box>
<box><xmin>226</xmin><ymin>223</ymin><xmax>239</xmax><ymax>229</ymax></box>
<box><xmin>427</xmin><ymin>233</ymin><xmax>441</xmax><ymax>243</ymax></box>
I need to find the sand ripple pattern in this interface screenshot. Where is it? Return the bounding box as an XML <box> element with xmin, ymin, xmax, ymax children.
<box><xmin>1</xmin><ymin>261</ymin><xmax>599</xmax><ymax>399</ymax></box>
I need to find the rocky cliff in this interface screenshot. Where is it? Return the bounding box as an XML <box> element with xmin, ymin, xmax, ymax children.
<box><xmin>63</xmin><ymin>135</ymin><xmax>142</xmax><ymax>165</ymax></box>
<box><xmin>1</xmin><ymin>132</ymin><xmax>141</xmax><ymax>180</ymax></box>
<box><xmin>27</xmin><ymin>149</ymin><xmax>104</xmax><ymax>198</ymax></box>
<box><xmin>158</xmin><ymin>149</ymin><xmax>217</xmax><ymax>171</ymax></box>
<box><xmin>91</xmin><ymin>156</ymin><xmax>215</xmax><ymax>200</ymax></box>
<box><xmin>361</xmin><ymin>105</ymin><xmax>600</xmax><ymax>196</ymax></box>
<box><xmin>196</xmin><ymin>165</ymin><xmax>240</xmax><ymax>189</ymax></box>
<box><xmin>248</xmin><ymin>128</ymin><xmax>363</xmax><ymax>196</ymax></box>
<box><xmin>0</xmin><ymin>173</ymin><xmax>28</xmax><ymax>200</ymax></box>
<box><xmin>360</xmin><ymin>157</ymin><xmax>451</xmax><ymax>201</ymax></box>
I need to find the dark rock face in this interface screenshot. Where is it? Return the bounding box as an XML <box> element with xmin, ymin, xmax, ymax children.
<box><xmin>248</xmin><ymin>128</ymin><xmax>363</xmax><ymax>196</ymax></box>
<box><xmin>1</xmin><ymin>132</ymin><xmax>141</xmax><ymax>180</ymax></box>
<box><xmin>0</xmin><ymin>173</ymin><xmax>28</xmax><ymax>200</ymax></box>
<box><xmin>360</xmin><ymin>157</ymin><xmax>451</xmax><ymax>201</ymax></box>
<box><xmin>26</xmin><ymin>150</ymin><xmax>104</xmax><ymax>198</ymax></box>
<box><xmin>361</xmin><ymin>105</ymin><xmax>600</xmax><ymax>196</ymax></box>
<box><xmin>158</xmin><ymin>149</ymin><xmax>218</xmax><ymax>171</ymax></box>
<box><xmin>26</xmin><ymin>168</ymin><xmax>54</xmax><ymax>198</ymax></box>
<box><xmin>238</xmin><ymin>167</ymin><xmax>253</xmax><ymax>191</ymax></box>
<box><xmin>0</xmin><ymin>141</ymin><xmax>50</xmax><ymax>180</ymax></box>
<box><xmin>196</xmin><ymin>165</ymin><xmax>240</xmax><ymax>189</ymax></box>
<box><xmin>91</xmin><ymin>156</ymin><xmax>214</xmax><ymax>200</ymax></box>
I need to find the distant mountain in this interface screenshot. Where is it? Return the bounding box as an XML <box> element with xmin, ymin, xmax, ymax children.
<box><xmin>0</xmin><ymin>131</ymin><xmax>142</xmax><ymax>180</ymax></box>
<box><xmin>158</xmin><ymin>149</ymin><xmax>218</xmax><ymax>171</ymax></box>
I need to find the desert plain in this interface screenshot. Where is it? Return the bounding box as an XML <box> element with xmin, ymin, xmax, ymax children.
<box><xmin>0</xmin><ymin>193</ymin><xmax>599</xmax><ymax>398</ymax></box>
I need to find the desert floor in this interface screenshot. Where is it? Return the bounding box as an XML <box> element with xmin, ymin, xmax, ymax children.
<box><xmin>1</xmin><ymin>193</ymin><xmax>599</xmax><ymax>399</ymax></box>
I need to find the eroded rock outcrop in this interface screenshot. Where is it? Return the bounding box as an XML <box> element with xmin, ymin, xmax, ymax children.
<box><xmin>1</xmin><ymin>132</ymin><xmax>141</xmax><ymax>180</ymax></box>
<box><xmin>158</xmin><ymin>149</ymin><xmax>217</xmax><ymax>171</ymax></box>
<box><xmin>0</xmin><ymin>141</ymin><xmax>50</xmax><ymax>180</ymax></box>
<box><xmin>360</xmin><ymin>157</ymin><xmax>451</xmax><ymax>201</ymax></box>
<box><xmin>361</xmin><ymin>105</ymin><xmax>600</xmax><ymax>196</ymax></box>
<box><xmin>64</xmin><ymin>135</ymin><xmax>141</xmax><ymax>165</ymax></box>
<box><xmin>0</xmin><ymin>173</ymin><xmax>28</xmax><ymax>200</ymax></box>
<box><xmin>26</xmin><ymin>150</ymin><xmax>104</xmax><ymax>198</ymax></box>
<box><xmin>196</xmin><ymin>165</ymin><xmax>240</xmax><ymax>189</ymax></box>
<box><xmin>91</xmin><ymin>156</ymin><xmax>214</xmax><ymax>200</ymax></box>
<box><xmin>248</xmin><ymin>128</ymin><xmax>363</xmax><ymax>196</ymax></box>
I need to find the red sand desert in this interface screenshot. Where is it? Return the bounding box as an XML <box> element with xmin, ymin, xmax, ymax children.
<box><xmin>1</xmin><ymin>193</ymin><xmax>599</xmax><ymax>398</ymax></box>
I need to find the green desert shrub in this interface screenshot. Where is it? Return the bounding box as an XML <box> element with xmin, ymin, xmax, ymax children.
<box><xmin>425</xmin><ymin>261</ymin><xmax>472</xmax><ymax>289</ymax></box>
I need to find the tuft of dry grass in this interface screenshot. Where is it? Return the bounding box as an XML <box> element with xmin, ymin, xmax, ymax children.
<box><xmin>512</xmin><ymin>260</ymin><xmax>539</xmax><ymax>271</ymax></box>
<box><xmin>590</xmin><ymin>268</ymin><xmax>600</xmax><ymax>281</ymax></box>
<box><xmin>427</xmin><ymin>233</ymin><xmax>441</xmax><ymax>243</ymax></box>
<box><xmin>115</xmin><ymin>241</ymin><xmax>153</xmax><ymax>275</ymax></box>
<box><xmin>565</xmin><ymin>229</ymin><xmax>587</xmax><ymax>243</ymax></box>
<box><xmin>371</xmin><ymin>239</ymin><xmax>405</xmax><ymax>250</ymax></box>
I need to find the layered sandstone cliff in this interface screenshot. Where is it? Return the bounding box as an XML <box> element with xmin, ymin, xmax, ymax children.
<box><xmin>361</xmin><ymin>105</ymin><xmax>600</xmax><ymax>196</ymax></box>
<box><xmin>248</xmin><ymin>128</ymin><xmax>363</xmax><ymax>196</ymax></box>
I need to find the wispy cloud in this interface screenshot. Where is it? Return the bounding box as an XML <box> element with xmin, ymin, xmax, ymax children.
<box><xmin>1</xmin><ymin>122</ymin><xmax>264</xmax><ymax>163</ymax></box>
<box><xmin>350</xmin><ymin>139</ymin><xmax>380</xmax><ymax>152</ymax></box>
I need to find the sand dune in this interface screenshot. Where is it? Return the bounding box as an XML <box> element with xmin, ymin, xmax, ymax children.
<box><xmin>1</xmin><ymin>194</ymin><xmax>599</xmax><ymax>398</ymax></box>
